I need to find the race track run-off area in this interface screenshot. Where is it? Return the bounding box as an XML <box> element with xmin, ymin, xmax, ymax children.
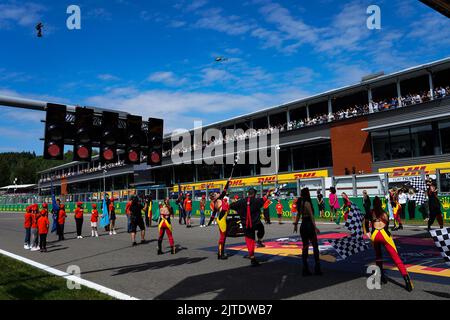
<box><xmin>0</xmin><ymin>213</ymin><xmax>449</xmax><ymax>300</ymax></box>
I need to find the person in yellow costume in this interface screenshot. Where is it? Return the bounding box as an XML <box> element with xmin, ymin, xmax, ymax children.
<box><xmin>157</xmin><ymin>202</ymin><xmax>175</xmax><ymax>255</ymax></box>
<box><xmin>209</xmin><ymin>179</ymin><xmax>231</xmax><ymax>260</ymax></box>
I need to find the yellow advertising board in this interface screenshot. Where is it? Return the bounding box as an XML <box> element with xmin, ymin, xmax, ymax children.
<box><xmin>379</xmin><ymin>162</ymin><xmax>450</xmax><ymax>177</ymax></box>
<box><xmin>173</xmin><ymin>169</ymin><xmax>329</xmax><ymax>192</ymax></box>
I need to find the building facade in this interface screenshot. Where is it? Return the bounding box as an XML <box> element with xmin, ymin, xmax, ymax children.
<box><xmin>38</xmin><ymin>57</ymin><xmax>450</xmax><ymax>199</ymax></box>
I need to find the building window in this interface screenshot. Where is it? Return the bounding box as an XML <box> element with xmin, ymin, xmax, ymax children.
<box><xmin>278</xmin><ymin>149</ymin><xmax>290</xmax><ymax>172</ymax></box>
<box><xmin>390</xmin><ymin>127</ymin><xmax>412</xmax><ymax>159</ymax></box>
<box><xmin>292</xmin><ymin>143</ymin><xmax>332</xmax><ymax>170</ymax></box>
<box><xmin>372</xmin><ymin>131</ymin><xmax>390</xmax><ymax>161</ymax></box>
<box><xmin>439</xmin><ymin>121</ymin><xmax>450</xmax><ymax>154</ymax></box>
<box><xmin>411</xmin><ymin>124</ymin><xmax>434</xmax><ymax>157</ymax></box>
<box><xmin>197</xmin><ymin>164</ymin><xmax>222</xmax><ymax>181</ymax></box>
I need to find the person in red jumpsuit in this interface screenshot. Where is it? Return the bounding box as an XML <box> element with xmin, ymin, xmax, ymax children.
<box><xmin>364</xmin><ymin>196</ymin><xmax>413</xmax><ymax>292</ymax></box>
<box><xmin>158</xmin><ymin>202</ymin><xmax>176</xmax><ymax>255</ymax></box>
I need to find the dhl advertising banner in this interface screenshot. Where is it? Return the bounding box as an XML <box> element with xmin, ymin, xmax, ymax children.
<box><xmin>379</xmin><ymin>162</ymin><xmax>450</xmax><ymax>177</ymax></box>
<box><xmin>173</xmin><ymin>169</ymin><xmax>329</xmax><ymax>192</ymax></box>
<box><xmin>2</xmin><ymin>195</ymin><xmax>450</xmax><ymax>222</ymax></box>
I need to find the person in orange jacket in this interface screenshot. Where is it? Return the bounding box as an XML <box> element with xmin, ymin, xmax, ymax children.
<box><xmin>125</xmin><ymin>199</ymin><xmax>132</xmax><ymax>233</ymax></box>
<box><xmin>276</xmin><ymin>200</ymin><xmax>284</xmax><ymax>225</ymax></box>
<box><xmin>57</xmin><ymin>203</ymin><xmax>67</xmax><ymax>241</ymax></box>
<box><xmin>37</xmin><ymin>209</ymin><xmax>49</xmax><ymax>252</ymax></box>
<box><xmin>263</xmin><ymin>198</ymin><xmax>272</xmax><ymax>224</ymax></box>
<box><xmin>74</xmin><ymin>202</ymin><xmax>84</xmax><ymax>239</ymax></box>
<box><xmin>91</xmin><ymin>203</ymin><xmax>99</xmax><ymax>238</ymax></box>
<box><xmin>30</xmin><ymin>204</ymin><xmax>40</xmax><ymax>251</ymax></box>
<box><xmin>23</xmin><ymin>205</ymin><xmax>32</xmax><ymax>250</ymax></box>
<box><xmin>291</xmin><ymin>198</ymin><xmax>298</xmax><ymax>223</ymax></box>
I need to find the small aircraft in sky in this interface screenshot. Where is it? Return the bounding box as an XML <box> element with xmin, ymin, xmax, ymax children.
<box><xmin>215</xmin><ymin>56</ymin><xmax>228</xmax><ymax>63</ymax></box>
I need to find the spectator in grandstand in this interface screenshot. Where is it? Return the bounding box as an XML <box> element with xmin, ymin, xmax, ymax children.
<box><xmin>199</xmin><ymin>195</ymin><xmax>206</xmax><ymax>228</ymax></box>
<box><xmin>74</xmin><ymin>202</ymin><xmax>84</xmax><ymax>239</ymax></box>
<box><xmin>184</xmin><ymin>193</ymin><xmax>193</xmax><ymax>228</ymax></box>
<box><xmin>109</xmin><ymin>199</ymin><xmax>117</xmax><ymax>235</ymax></box>
<box><xmin>362</xmin><ymin>190</ymin><xmax>371</xmax><ymax>217</ymax></box>
<box><xmin>293</xmin><ymin>188</ymin><xmax>322</xmax><ymax>276</ymax></box>
<box><xmin>427</xmin><ymin>183</ymin><xmax>444</xmax><ymax>231</ymax></box>
<box><xmin>91</xmin><ymin>203</ymin><xmax>99</xmax><ymax>237</ymax></box>
<box><xmin>37</xmin><ymin>209</ymin><xmax>49</xmax><ymax>253</ymax></box>
<box><xmin>23</xmin><ymin>205</ymin><xmax>32</xmax><ymax>250</ymax></box>
<box><xmin>57</xmin><ymin>203</ymin><xmax>66</xmax><ymax>241</ymax></box>
<box><xmin>275</xmin><ymin>200</ymin><xmax>283</xmax><ymax>225</ymax></box>
<box><xmin>328</xmin><ymin>187</ymin><xmax>340</xmax><ymax>222</ymax></box>
<box><xmin>130</xmin><ymin>196</ymin><xmax>146</xmax><ymax>246</ymax></box>
<box><xmin>316</xmin><ymin>190</ymin><xmax>325</xmax><ymax>218</ymax></box>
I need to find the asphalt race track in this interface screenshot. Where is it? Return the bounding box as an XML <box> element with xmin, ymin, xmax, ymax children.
<box><xmin>0</xmin><ymin>213</ymin><xmax>449</xmax><ymax>300</ymax></box>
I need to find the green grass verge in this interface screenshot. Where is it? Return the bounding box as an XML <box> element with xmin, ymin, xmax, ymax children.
<box><xmin>0</xmin><ymin>254</ymin><xmax>114</xmax><ymax>300</ymax></box>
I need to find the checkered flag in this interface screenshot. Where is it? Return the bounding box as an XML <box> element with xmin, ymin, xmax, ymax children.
<box><xmin>429</xmin><ymin>227</ymin><xmax>450</xmax><ymax>265</ymax></box>
<box><xmin>410</xmin><ymin>176</ymin><xmax>427</xmax><ymax>191</ymax></box>
<box><xmin>330</xmin><ymin>203</ymin><xmax>370</xmax><ymax>259</ymax></box>
<box><xmin>413</xmin><ymin>190</ymin><xmax>427</xmax><ymax>206</ymax></box>
<box><xmin>344</xmin><ymin>203</ymin><xmax>365</xmax><ymax>239</ymax></box>
<box><xmin>329</xmin><ymin>237</ymin><xmax>371</xmax><ymax>260</ymax></box>
<box><xmin>409</xmin><ymin>176</ymin><xmax>428</xmax><ymax>206</ymax></box>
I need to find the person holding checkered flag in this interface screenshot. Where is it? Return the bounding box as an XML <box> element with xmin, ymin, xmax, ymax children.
<box><xmin>364</xmin><ymin>196</ymin><xmax>413</xmax><ymax>292</ymax></box>
<box><xmin>427</xmin><ymin>183</ymin><xmax>444</xmax><ymax>231</ymax></box>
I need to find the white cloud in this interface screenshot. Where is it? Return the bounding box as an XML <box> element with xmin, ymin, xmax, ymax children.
<box><xmin>194</xmin><ymin>8</ymin><xmax>254</xmax><ymax>36</ymax></box>
<box><xmin>87</xmin><ymin>8</ymin><xmax>112</xmax><ymax>21</ymax></box>
<box><xmin>200</xmin><ymin>68</ymin><xmax>237</xmax><ymax>85</ymax></box>
<box><xmin>186</xmin><ymin>0</ymin><xmax>209</xmax><ymax>12</ymax></box>
<box><xmin>147</xmin><ymin>71</ymin><xmax>188</xmax><ymax>87</ymax></box>
<box><xmin>97</xmin><ymin>74</ymin><xmax>120</xmax><ymax>81</ymax></box>
<box><xmin>0</xmin><ymin>2</ymin><xmax>46</xmax><ymax>29</ymax></box>
<box><xmin>408</xmin><ymin>12</ymin><xmax>450</xmax><ymax>45</ymax></box>
<box><xmin>169</xmin><ymin>20</ymin><xmax>187</xmax><ymax>28</ymax></box>
<box><xmin>85</xmin><ymin>86</ymin><xmax>311</xmax><ymax>133</ymax></box>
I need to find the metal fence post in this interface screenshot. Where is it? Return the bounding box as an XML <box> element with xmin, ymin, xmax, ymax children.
<box><xmin>352</xmin><ymin>174</ymin><xmax>357</xmax><ymax>197</ymax></box>
<box><xmin>437</xmin><ymin>169</ymin><xmax>441</xmax><ymax>193</ymax></box>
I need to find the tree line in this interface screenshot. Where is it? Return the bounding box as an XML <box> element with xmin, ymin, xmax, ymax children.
<box><xmin>0</xmin><ymin>152</ymin><xmax>73</xmax><ymax>187</ymax></box>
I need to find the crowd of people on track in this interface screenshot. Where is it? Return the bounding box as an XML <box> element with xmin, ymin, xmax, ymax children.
<box><xmin>22</xmin><ymin>175</ymin><xmax>445</xmax><ymax>291</ymax></box>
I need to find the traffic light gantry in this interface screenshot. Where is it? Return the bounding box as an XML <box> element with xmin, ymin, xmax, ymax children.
<box><xmin>43</xmin><ymin>103</ymin><xmax>164</xmax><ymax>166</ymax></box>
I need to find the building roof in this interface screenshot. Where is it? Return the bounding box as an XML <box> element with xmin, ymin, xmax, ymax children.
<box><xmin>168</xmin><ymin>55</ymin><xmax>450</xmax><ymax>136</ymax></box>
<box><xmin>0</xmin><ymin>184</ymin><xmax>37</xmax><ymax>190</ymax></box>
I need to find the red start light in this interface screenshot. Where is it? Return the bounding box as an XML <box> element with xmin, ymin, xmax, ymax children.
<box><xmin>47</xmin><ymin>144</ymin><xmax>61</xmax><ymax>158</ymax></box>
<box><xmin>103</xmin><ymin>148</ymin><xmax>115</xmax><ymax>161</ymax></box>
<box><xmin>77</xmin><ymin>146</ymin><xmax>89</xmax><ymax>159</ymax></box>
<box><xmin>151</xmin><ymin>151</ymin><xmax>160</xmax><ymax>164</ymax></box>
<box><xmin>128</xmin><ymin>150</ymin><xmax>139</xmax><ymax>162</ymax></box>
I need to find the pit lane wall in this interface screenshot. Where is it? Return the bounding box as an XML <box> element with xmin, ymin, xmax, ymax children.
<box><xmin>1</xmin><ymin>197</ymin><xmax>449</xmax><ymax>221</ymax></box>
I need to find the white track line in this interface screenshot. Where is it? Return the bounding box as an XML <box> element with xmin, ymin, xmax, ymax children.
<box><xmin>0</xmin><ymin>248</ymin><xmax>139</xmax><ymax>300</ymax></box>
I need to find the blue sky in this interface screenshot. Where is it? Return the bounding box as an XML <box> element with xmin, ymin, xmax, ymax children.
<box><xmin>0</xmin><ymin>0</ymin><xmax>449</xmax><ymax>154</ymax></box>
